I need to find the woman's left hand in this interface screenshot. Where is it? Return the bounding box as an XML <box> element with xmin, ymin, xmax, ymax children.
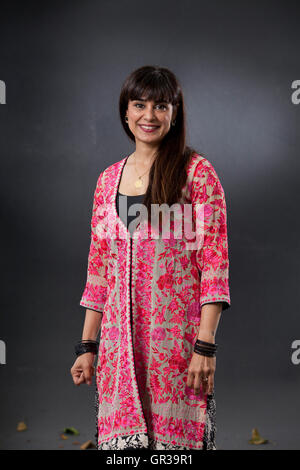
<box><xmin>187</xmin><ymin>353</ymin><xmax>216</xmax><ymax>396</ymax></box>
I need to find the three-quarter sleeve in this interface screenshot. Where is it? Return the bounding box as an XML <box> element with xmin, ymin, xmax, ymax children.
<box><xmin>192</xmin><ymin>159</ymin><xmax>231</xmax><ymax>311</ymax></box>
<box><xmin>79</xmin><ymin>172</ymin><xmax>108</xmax><ymax>313</ymax></box>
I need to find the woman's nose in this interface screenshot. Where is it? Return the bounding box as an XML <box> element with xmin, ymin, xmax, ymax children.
<box><xmin>143</xmin><ymin>106</ymin><xmax>156</xmax><ymax>120</ymax></box>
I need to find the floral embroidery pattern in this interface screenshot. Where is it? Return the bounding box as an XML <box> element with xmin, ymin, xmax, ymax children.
<box><xmin>81</xmin><ymin>152</ymin><xmax>230</xmax><ymax>450</ymax></box>
<box><xmin>94</xmin><ymin>383</ymin><xmax>217</xmax><ymax>450</ymax></box>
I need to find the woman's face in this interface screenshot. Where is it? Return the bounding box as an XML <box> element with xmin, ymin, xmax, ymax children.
<box><xmin>126</xmin><ymin>97</ymin><xmax>177</xmax><ymax>145</ymax></box>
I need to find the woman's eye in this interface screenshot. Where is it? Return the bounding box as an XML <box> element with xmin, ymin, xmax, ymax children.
<box><xmin>134</xmin><ymin>103</ymin><xmax>167</xmax><ymax>110</ymax></box>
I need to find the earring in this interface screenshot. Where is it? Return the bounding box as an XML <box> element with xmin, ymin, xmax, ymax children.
<box><xmin>125</xmin><ymin>116</ymin><xmax>128</xmax><ymax>123</ymax></box>
<box><xmin>172</xmin><ymin>119</ymin><xmax>176</xmax><ymax>126</ymax></box>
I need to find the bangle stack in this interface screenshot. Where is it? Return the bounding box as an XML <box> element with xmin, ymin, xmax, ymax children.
<box><xmin>75</xmin><ymin>339</ymin><xmax>99</xmax><ymax>357</ymax></box>
<box><xmin>194</xmin><ymin>339</ymin><xmax>218</xmax><ymax>357</ymax></box>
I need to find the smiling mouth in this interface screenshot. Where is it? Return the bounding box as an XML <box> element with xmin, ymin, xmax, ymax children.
<box><xmin>139</xmin><ymin>124</ymin><xmax>160</xmax><ymax>132</ymax></box>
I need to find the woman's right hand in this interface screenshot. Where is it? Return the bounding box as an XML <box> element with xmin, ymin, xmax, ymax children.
<box><xmin>70</xmin><ymin>352</ymin><xmax>96</xmax><ymax>386</ymax></box>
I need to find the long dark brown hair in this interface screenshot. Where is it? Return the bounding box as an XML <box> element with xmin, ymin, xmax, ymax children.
<box><xmin>119</xmin><ymin>65</ymin><xmax>199</xmax><ymax>221</ymax></box>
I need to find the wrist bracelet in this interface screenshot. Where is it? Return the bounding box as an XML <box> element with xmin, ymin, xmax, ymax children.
<box><xmin>194</xmin><ymin>339</ymin><xmax>218</xmax><ymax>357</ymax></box>
<box><xmin>196</xmin><ymin>339</ymin><xmax>218</xmax><ymax>348</ymax></box>
<box><xmin>193</xmin><ymin>346</ymin><xmax>216</xmax><ymax>357</ymax></box>
<box><xmin>80</xmin><ymin>339</ymin><xmax>99</xmax><ymax>343</ymax></box>
<box><xmin>193</xmin><ymin>347</ymin><xmax>216</xmax><ymax>357</ymax></box>
<box><xmin>75</xmin><ymin>340</ymin><xmax>99</xmax><ymax>357</ymax></box>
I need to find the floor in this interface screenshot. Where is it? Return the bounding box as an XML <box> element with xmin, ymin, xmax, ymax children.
<box><xmin>0</xmin><ymin>371</ymin><xmax>299</xmax><ymax>450</ymax></box>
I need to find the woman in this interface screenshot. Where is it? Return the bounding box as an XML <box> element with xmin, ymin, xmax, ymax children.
<box><xmin>70</xmin><ymin>65</ymin><xmax>231</xmax><ymax>450</ymax></box>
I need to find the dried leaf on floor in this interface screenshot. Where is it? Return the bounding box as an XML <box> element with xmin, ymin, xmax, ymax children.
<box><xmin>63</xmin><ymin>427</ymin><xmax>80</xmax><ymax>435</ymax></box>
<box><xmin>80</xmin><ymin>440</ymin><xmax>96</xmax><ymax>450</ymax></box>
<box><xmin>248</xmin><ymin>428</ymin><xmax>269</xmax><ymax>445</ymax></box>
<box><xmin>17</xmin><ymin>421</ymin><xmax>27</xmax><ymax>432</ymax></box>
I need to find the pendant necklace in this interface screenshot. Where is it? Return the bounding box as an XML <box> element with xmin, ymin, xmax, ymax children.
<box><xmin>133</xmin><ymin>152</ymin><xmax>152</xmax><ymax>189</ymax></box>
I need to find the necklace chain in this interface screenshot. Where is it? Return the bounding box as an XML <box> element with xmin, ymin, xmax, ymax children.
<box><xmin>133</xmin><ymin>152</ymin><xmax>152</xmax><ymax>189</ymax></box>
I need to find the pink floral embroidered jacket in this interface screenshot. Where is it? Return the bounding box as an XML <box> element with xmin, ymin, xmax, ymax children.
<box><xmin>79</xmin><ymin>152</ymin><xmax>231</xmax><ymax>450</ymax></box>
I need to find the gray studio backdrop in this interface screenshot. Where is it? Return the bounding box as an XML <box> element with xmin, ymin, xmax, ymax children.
<box><xmin>0</xmin><ymin>0</ymin><xmax>299</xmax><ymax>449</ymax></box>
